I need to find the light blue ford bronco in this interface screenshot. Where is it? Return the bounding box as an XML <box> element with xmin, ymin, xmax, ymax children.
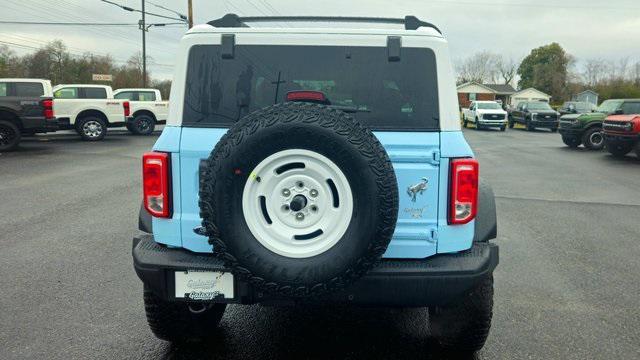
<box><xmin>133</xmin><ymin>14</ymin><xmax>499</xmax><ymax>352</ymax></box>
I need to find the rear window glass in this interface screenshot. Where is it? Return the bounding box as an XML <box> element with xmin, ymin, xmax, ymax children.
<box><xmin>83</xmin><ymin>87</ymin><xmax>108</xmax><ymax>99</ymax></box>
<box><xmin>15</xmin><ymin>82</ymin><xmax>44</xmax><ymax>97</ymax></box>
<box><xmin>138</xmin><ymin>92</ymin><xmax>156</xmax><ymax>101</ymax></box>
<box><xmin>0</xmin><ymin>83</ymin><xmax>7</xmax><ymax>97</ymax></box>
<box><xmin>114</xmin><ymin>91</ymin><xmax>134</xmax><ymax>100</ymax></box>
<box><xmin>183</xmin><ymin>45</ymin><xmax>439</xmax><ymax>130</ymax></box>
<box><xmin>54</xmin><ymin>87</ymin><xmax>79</xmax><ymax>99</ymax></box>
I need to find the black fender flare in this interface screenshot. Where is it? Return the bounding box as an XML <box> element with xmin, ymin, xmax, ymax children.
<box><xmin>138</xmin><ymin>203</ymin><xmax>152</xmax><ymax>233</ymax></box>
<box><xmin>473</xmin><ymin>177</ymin><xmax>497</xmax><ymax>243</ymax></box>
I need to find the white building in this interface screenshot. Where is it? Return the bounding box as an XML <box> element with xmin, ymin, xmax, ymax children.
<box><xmin>509</xmin><ymin>88</ymin><xmax>552</xmax><ymax>107</ymax></box>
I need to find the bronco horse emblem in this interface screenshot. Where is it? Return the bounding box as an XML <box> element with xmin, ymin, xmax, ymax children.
<box><xmin>407</xmin><ymin>178</ymin><xmax>429</xmax><ymax>202</ymax></box>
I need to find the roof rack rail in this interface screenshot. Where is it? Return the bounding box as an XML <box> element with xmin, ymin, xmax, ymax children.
<box><xmin>207</xmin><ymin>14</ymin><xmax>442</xmax><ymax>34</ymax></box>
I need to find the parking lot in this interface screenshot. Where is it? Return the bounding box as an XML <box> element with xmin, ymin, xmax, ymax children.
<box><xmin>1</xmin><ymin>128</ymin><xmax>639</xmax><ymax>360</ymax></box>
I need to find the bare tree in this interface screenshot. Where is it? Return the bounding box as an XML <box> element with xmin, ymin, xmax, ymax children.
<box><xmin>456</xmin><ymin>52</ymin><xmax>521</xmax><ymax>86</ymax></box>
<box><xmin>583</xmin><ymin>58</ymin><xmax>607</xmax><ymax>86</ymax></box>
<box><xmin>495</xmin><ymin>56</ymin><xmax>518</xmax><ymax>86</ymax></box>
<box><xmin>611</xmin><ymin>57</ymin><xmax>630</xmax><ymax>81</ymax></box>
<box><xmin>456</xmin><ymin>51</ymin><xmax>500</xmax><ymax>84</ymax></box>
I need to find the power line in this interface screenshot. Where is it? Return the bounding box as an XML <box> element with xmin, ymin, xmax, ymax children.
<box><xmin>0</xmin><ymin>21</ymin><xmax>184</xmax><ymax>26</ymax></box>
<box><xmin>99</xmin><ymin>0</ymin><xmax>187</xmax><ymax>22</ymax></box>
<box><xmin>0</xmin><ymin>37</ymin><xmax>174</xmax><ymax>68</ymax></box>
<box><xmin>147</xmin><ymin>1</ymin><xmax>187</xmax><ymax>21</ymax></box>
<box><xmin>5</xmin><ymin>0</ymin><xmax>159</xmax><ymax>52</ymax></box>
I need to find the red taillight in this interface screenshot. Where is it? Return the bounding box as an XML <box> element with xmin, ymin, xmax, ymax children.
<box><xmin>42</xmin><ymin>99</ymin><xmax>54</xmax><ymax>120</ymax></box>
<box><xmin>123</xmin><ymin>101</ymin><xmax>131</xmax><ymax>117</ymax></box>
<box><xmin>143</xmin><ymin>152</ymin><xmax>171</xmax><ymax>218</ymax></box>
<box><xmin>449</xmin><ymin>158</ymin><xmax>479</xmax><ymax>225</ymax></box>
<box><xmin>286</xmin><ymin>90</ymin><xmax>328</xmax><ymax>104</ymax></box>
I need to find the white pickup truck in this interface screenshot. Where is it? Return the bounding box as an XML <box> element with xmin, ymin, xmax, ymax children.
<box><xmin>462</xmin><ymin>101</ymin><xmax>508</xmax><ymax>131</ymax></box>
<box><xmin>52</xmin><ymin>84</ymin><xmax>129</xmax><ymax>141</ymax></box>
<box><xmin>113</xmin><ymin>88</ymin><xmax>169</xmax><ymax>135</ymax></box>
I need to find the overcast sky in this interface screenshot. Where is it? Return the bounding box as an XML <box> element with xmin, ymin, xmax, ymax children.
<box><xmin>1</xmin><ymin>0</ymin><xmax>639</xmax><ymax>80</ymax></box>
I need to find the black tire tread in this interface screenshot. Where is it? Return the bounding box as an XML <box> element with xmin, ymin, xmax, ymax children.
<box><xmin>562</xmin><ymin>135</ymin><xmax>581</xmax><ymax>148</ymax></box>
<box><xmin>131</xmin><ymin>114</ymin><xmax>156</xmax><ymax>135</ymax></box>
<box><xmin>581</xmin><ymin>126</ymin><xmax>604</xmax><ymax>150</ymax></box>
<box><xmin>429</xmin><ymin>276</ymin><xmax>494</xmax><ymax>353</ymax></box>
<box><xmin>143</xmin><ymin>286</ymin><xmax>226</xmax><ymax>342</ymax></box>
<box><xmin>0</xmin><ymin>120</ymin><xmax>21</xmax><ymax>152</ymax></box>
<box><xmin>199</xmin><ymin>102</ymin><xmax>398</xmax><ymax>298</ymax></box>
<box><xmin>606</xmin><ymin>141</ymin><xmax>633</xmax><ymax>157</ymax></box>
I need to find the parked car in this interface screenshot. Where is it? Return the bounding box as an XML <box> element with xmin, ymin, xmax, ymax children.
<box><xmin>508</xmin><ymin>101</ymin><xmax>559</xmax><ymax>131</ymax></box>
<box><xmin>113</xmin><ymin>88</ymin><xmax>169</xmax><ymax>135</ymax></box>
<box><xmin>603</xmin><ymin>113</ymin><xmax>640</xmax><ymax>158</ymax></box>
<box><xmin>559</xmin><ymin>99</ymin><xmax>640</xmax><ymax>150</ymax></box>
<box><xmin>132</xmin><ymin>14</ymin><xmax>499</xmax><ymax>353</ymax></box>
<box><xmin>462</xmin><ymin>101</ymin><xmax>508</xmax><ymax>131</ymax></box>
<box><xmin>558</xmin><ymin>101</ymin><xmax>597</xmax><ymax>116</ymax></box>
<box><xmin>0</xmin><ymin>78</ymin><xmax>57</xmax><ymax>151</ymax></box>
<box><xmin>52</xmin><ymin>84</ymin><xmax>129</xmax><ymax>141</ymax></box>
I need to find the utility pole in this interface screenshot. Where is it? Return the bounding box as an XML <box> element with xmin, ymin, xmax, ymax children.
<box><xmin>141</xmin><ymin>0</ymin><xmax>147</xmax><ymax>87</ymax></box>
<box><xmin>188</xmin><ymin>0</ymin><xmax>194</xmax><ymax>28</ymax></box>
<box><xmin>100</xmin><ymin>0</ymin><xmax>189</xmax><ymax>87</ymax></box>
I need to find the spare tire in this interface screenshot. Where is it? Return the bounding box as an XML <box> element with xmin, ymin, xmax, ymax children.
<box><xmin>199</xmin><ymin>103</ymin><xmax>398</xmax><ymax>297</ymax></box>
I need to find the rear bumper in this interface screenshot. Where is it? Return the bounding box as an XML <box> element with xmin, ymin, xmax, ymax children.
<box><xmin>20</xmin><ymin>116</ymin><xmax>58</xmax><ymax>133</ymax></box>
<box><xmin>133</xmin><ymin>235</ymin><xmax>499</xmax><ymax>307</ymax></box>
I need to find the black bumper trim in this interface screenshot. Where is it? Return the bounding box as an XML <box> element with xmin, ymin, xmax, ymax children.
<box><xmin>558</xmin><ymin>128</ymin><xmax>582</xmax><ymax>136</ymax></box>
<box><xmin>604</xmin><ymin>134</ymin><xmax>639</xmax><ymax>143</ymax></box>
<box><xmin>133</xmin><ymin>235</ymin><xmax>499</xmax><ymax>307</ymax></box>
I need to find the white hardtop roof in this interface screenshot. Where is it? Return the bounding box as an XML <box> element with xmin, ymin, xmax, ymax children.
<box><xmin>54</xmin><ymin>84</ymin><xmax>111</xmax><ymax>88</ymax></box>
<box><xmin>0</xmin><ymin>78</ymin><xmax>50</xmax><ymax>83</ymax></box>
<box><xmin>187</xmin><ymin>23</ymin><xmax>444</xmax><ymax>39</ymax></box>
<box><xmin>473</xmin><ymin>100</ymin><xmax>500</xmax><ymax>103</ymax></box>
<box><xmin>53</xmin><ymin>84</ymin><xmax>112</xmax><ymax>89</ymax></box>
<box><xmin>114</xmin><ymin>88</ymin><xmax>159</xmax><ymax>92</ymax></box>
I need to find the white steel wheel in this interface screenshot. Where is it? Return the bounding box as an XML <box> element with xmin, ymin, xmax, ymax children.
<box><xmin>242</xmin><ymin>149</ymin><xmax>353</xmax><ymax>259</ymax></box>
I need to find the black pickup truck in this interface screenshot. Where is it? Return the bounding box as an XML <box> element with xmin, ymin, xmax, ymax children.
<box><xmin>0</xmin><ymin>79</ymin><xmax>57</xmax><ymax>151</ymax></box>
<box><xmin>508</xmin><ymin>101</ymin><xmax>560</xmax><ymax>131</ymax></box>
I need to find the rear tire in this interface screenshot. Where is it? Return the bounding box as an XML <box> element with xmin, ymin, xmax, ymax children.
<box><xmin>143</xmin><ymin>286</ymin><xmax>226</xmax><ymax>343</ymax></box>
<box><xmin>582</xmin><ymin>127</ymin><xmax>604</xmax><ymax>150</ymax></box>
<box><xmin>562</xmin><ymin>135</ymin><xmax>581</xmax><ymax>148</ymax></box>
<box><xmin>199</xmin><ymin>103</ymin><xmax>398</xmax><ymax>297</ymax></box>
<box><xmin>500</xmin><ymin>126</ymin><xmax>506</xmax><ymax>132</ymax></box>
<box><xmin>130</xmin><ymin>114</ymin><xmax>156</xmax><ymax>135</ymax></box>
<box><xmin>606</xmin><ymin>141</ymin><xmax>633</xmax><ymax>158</ymax></box>
<box><xmin>0</xmin><ymin>120</ymin><xmax>21</xmax><ymax>152</ymax></box>
<box><xmin>76</xmin><ymin>116</ymin><xmax>107</xmax><ymax>141</ymax></box>
<box><xmin>429</xmin><ymin>276</ymin><xmax>494</xmax><ymax>353</ymax></box>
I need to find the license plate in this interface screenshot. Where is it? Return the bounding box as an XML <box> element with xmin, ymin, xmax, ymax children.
<box><xmin>174</xmin><ymin>270</ymin><xmax>234</xmax><ymax>301</ymax></box>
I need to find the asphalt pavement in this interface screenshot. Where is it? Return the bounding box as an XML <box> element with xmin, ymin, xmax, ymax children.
<box><xmin>1</xmin><ymin>127</ymin><xmax>639</xmax><ymax>360</ymax></box>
